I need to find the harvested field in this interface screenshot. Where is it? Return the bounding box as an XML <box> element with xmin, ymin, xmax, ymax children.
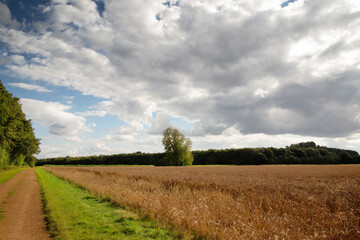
<box><xmin>45</xmin><ymin>165</ymin><xmax>360</xmax><ymax>239</ymax></box>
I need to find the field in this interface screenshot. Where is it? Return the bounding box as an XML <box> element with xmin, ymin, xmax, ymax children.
<box><xmin>45</xmin><ymin>165</ymin><xmax>360</xmax><ymax>239</ymax></box>
<box><xmin>35</xmin><ymin>168</ymin><xmax>181</xmax><ymax>240</ymax></box>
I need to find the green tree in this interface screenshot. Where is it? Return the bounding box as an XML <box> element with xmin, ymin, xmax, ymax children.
<box><xmin>25</xmin><ymin>155</ymin><xmax>37</xmax><ymax>167</ymax></box>
<box><xmin>352</xmin><ymin>155</ymin><xmax>360</xmax><ymax>164</ymax></box>
<box><xmin>256</xmin><ymin>153</ymin><xmax>268</xmax><ymax>165</ymax></box>
<box><xmin>263</xmin><ymin>148</ymin><xmax>275</xmax><ymax>159</ymax></box>
<box><xmin>161</xmin><ymin>127</ymin><xmax>193</xmax><ymax>166</ymax></box>
<box><xmin>0</xmin><ymin>146</ymin><xmax>9</xmax><ymax>168</ymax></box>
<box><xmin>0</xmin><ymin>80</ymin><xmax>40</xmax><ymax>167</ymax></box>
<box><xmin>339</xmin><ymin>151</ymin><xmax>352</xmax><ymax>164</ymax></box>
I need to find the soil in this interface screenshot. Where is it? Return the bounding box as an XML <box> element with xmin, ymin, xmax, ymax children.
<box><xmin>0</xmin><ymin>168</ymin><xmax>50</xmax><ymax>240</ymax></box>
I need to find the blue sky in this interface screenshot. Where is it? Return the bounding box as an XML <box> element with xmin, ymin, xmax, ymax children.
<box><xmin>1</xmin><ymin>0</ymin><xmax>360</xmax><ymax>158</ymax></box>
<box><xmin>281</xmin><ymin>0</ymin><xmax>298</xmax><ymax>8</ymax></box>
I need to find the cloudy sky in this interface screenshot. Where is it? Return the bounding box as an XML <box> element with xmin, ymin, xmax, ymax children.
<box><xmin>1</xmin><ymin>0</ymin><xmax>360</xmax><ymax>158</ymax></box>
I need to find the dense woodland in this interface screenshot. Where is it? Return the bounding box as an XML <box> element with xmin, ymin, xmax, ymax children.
<box><xmin>37</xmin><ymin>141</ymin><xmax>360</xmax><ymax>166</ymax></box>
<box><xmin>0</xmin><ymin>80</ymin><xmax>40</xmax><ymax>168</ymax></box>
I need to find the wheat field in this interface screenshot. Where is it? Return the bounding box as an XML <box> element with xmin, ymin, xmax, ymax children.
<box><xmin>45</xmin><ymin>165</ymin><xmax>360</xmax><ymax>239</ymax></box>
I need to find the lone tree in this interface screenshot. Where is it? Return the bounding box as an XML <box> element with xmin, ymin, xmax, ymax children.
<box><xmin>161</xmin><ymin>127</ymin><xmax>193</xmax><ymax>166</ymax></box>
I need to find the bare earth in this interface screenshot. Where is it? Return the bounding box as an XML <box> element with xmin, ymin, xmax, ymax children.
<box><xmin>0</xmin><ymin>169</ymin><xmax>50</xmax><ymax>240</ymax></box>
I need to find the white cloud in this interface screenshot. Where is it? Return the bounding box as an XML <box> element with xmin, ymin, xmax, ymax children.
<box><xmin>20</xmin><ymin>98</ymin><xmax>87</xmax><ymax>135</ymax></box>
<box><xmin>93</xmin><ymin>143</ymin><xmax>112</xmax><ymax>152</ymax></box>
<box><xmin>8</xmin><ymin>82</ymin><xmax>53</xmax><ymax>92</ymax></box>
<box><xmin>38</xmin><ymin>145</ymin><xmax>61</xmax><ymax>158</ymax></box>
<box><xmin>117</xmin><ymin>123</ymin><xmax>143</xmax><ymax>135</ymax></box>
<box><xmin>95</xmin><ymin>99</ymin><xmax>156</xmax><ymax>124</ymax></box>
<box><xmin>51</xmin><ymin>0</ymin><xmax>101</xmax><ymax>28</ymax></box>
<box><xmin>37</xmin><ymin>143</ymin><xmax>88</xmax><ymax>158</ymax></box>
<box><xmin>103</xmin><ymin>134</ymin><xmax>134</xmax><ymax>142</ymax></box>
<box><xmin>103</xmin><ymin>123</ymin><xmax>143</xmax><ymax>142</ymax></box>
<box><xmin>66</xmin><ymin>136</ymin><xmax>83</xmax><ymax>143</ymax></box>
<box><xmin>147</xmin><ymin>112</ymin><xmax>173</xmax><ymax>135</ymax></box>
<box><xmin>77</xmin><ymin>110</ymin><xmax>107</xmax><ymax>117</ymax></box>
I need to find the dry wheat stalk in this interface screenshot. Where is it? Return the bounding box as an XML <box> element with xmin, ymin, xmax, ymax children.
<box><xmin>45</xmin><ymin>165</ymin><xmax>360</xmax><ymax>239</ymax></box>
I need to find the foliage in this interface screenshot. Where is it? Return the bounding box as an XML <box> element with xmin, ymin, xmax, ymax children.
<box><xmin>37</xmin><ymin>142</ymin><xmax>359</xmax><ymax>166</ymax></box>
<box><xmin>25</xmin><ymin>155</ymin><xmax>37</xmax><ymax>167</ymax></box>
<box><xmin>339</xmin><ymin>151</ymin><xmax>352</xmax><ymax>164</ymax></box>
<box><xmin>160</xmin><ymin>127</ymin><xmax>193</xmax><ymax>166</ymax></box>
<box><xmin>0</xmin><ymin>146</ymin><xmax>9</xmax><ymax>168</ymax></box>
<box><xmin>0</xmin><ymin>80</ymin><xmax>40</xmax><ymax>168</ymax></box>
<box><xmin>289</xmin><ymin>141</ymin><xmax>317</xmax><ymax>148</ymax></box>
<box><xmin>13</xmin><ymin>154</ymin><xmax>26</xmax><ymax>166</ymax></box>
<box><xmin>37</xmin><ymin>152</ymin><xmax>165</xmax><ymax>166</ymax></box>
<box><xmin>256</xmin><ymin>153</ymin><xmax>268</xmax><ymax>165</ymax></box>
<box><xmin>263</xmin><ymin>148</ymin><xmax>275</xmax><ymax>159</ymax></box>
<box><xmin>353</xmin><ymin>155</ymin><xmax>360</xmax><ymax>163</ymax></box>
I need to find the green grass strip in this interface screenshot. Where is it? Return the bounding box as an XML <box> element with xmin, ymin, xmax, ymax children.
<box><xmin>35</xmin><ymin>168</ymin><xmax>182</xmax><ymax>240</ymax></box>
<box><xmin>0</xmin><ymin>168</ymin><xmax>23</xmax><ymax>184</ymax></box>
<box><xmin>0</xmin><ymin>208</ymin><xmax>5</xmax><ymax>220</ymax></box>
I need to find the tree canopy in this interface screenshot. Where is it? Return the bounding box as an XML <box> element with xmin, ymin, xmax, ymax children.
<box><xmin>37</xmin><ymin>141</ymin><xmax>359</xmax><ymax>166</ymax></box>
<box><xmin>160</xmin><ymin>127</ymin><xmax>193</xmax><ymax>166</ymax></box>
<box><xmin>0</xmin><ymin>80</ymin><xmax>40</xmax><ymax>168</ymax></box>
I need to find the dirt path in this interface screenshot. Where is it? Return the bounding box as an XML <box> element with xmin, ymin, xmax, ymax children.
<box><xmin>0</xmin><ymin>168</ymin><xmax>50</xmax><ymax>240</ymax></box>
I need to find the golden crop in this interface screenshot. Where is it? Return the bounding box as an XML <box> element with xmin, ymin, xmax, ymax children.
<box><xmin>45</xmin><ymin>165</ymin><xmax>360</xmax><ymax>239</ymax></box>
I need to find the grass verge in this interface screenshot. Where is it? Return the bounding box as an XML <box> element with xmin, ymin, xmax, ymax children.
<box><xmin>0</xmin><ymin>208</ymin><xmax>5</xmax><ymax>220</ymax></box>
<box><xmin>35</xmin><ymin>168</ymin><xmax>182</xmax><ymax>240</ymax></box>
<box><xmin>0</xmin><ymin>168</ymin><xmax>23</xmax><ymax>184</ymax></box>
<box><xmin>38</xmin><ymin>164</ymin><xmax>154</xmax><ymax>167</ymax></box>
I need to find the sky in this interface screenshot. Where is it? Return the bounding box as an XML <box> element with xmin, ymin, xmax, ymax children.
<box><xmin>0</xmin><ymin>0</ymin><xmax>360</xmax><ymax>159</ymax></box>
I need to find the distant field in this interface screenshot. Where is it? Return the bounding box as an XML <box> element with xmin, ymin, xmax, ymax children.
<box><xmin>45</xmin><ymin>165</ymin><xmax>360</xmax><ymax>239</ymax></box>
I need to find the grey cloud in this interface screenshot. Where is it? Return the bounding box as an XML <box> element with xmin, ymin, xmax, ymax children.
<box><xmin>202</xmin><ymin>74</ymin><xmax>360</xmax><ymax>137</ymax></box>
<box><xmin>49</xmin><ymin>122</ymin><xmax>70</xmax><ymax>135</ymax></box>
<box><xmin>0</xmin><ymin>3</ymin><xmax>18</xmax><ymax>26</ymax></box>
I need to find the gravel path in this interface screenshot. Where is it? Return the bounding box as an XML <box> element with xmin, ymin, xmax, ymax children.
<box><xmin>0</xmin><ymin>168</ymin><xmax>50</xmax><ymax>240</ymax></box>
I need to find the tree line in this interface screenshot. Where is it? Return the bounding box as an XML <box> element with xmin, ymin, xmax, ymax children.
<box><xmin>0</xmin><ymin>80</ymin><xmax>40</xmax><ymax>168</ymax></box>
<box><xmin>36</xmin><ymin>141</ymin><xmax>359</xmax><ymax>166</ymax></box>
